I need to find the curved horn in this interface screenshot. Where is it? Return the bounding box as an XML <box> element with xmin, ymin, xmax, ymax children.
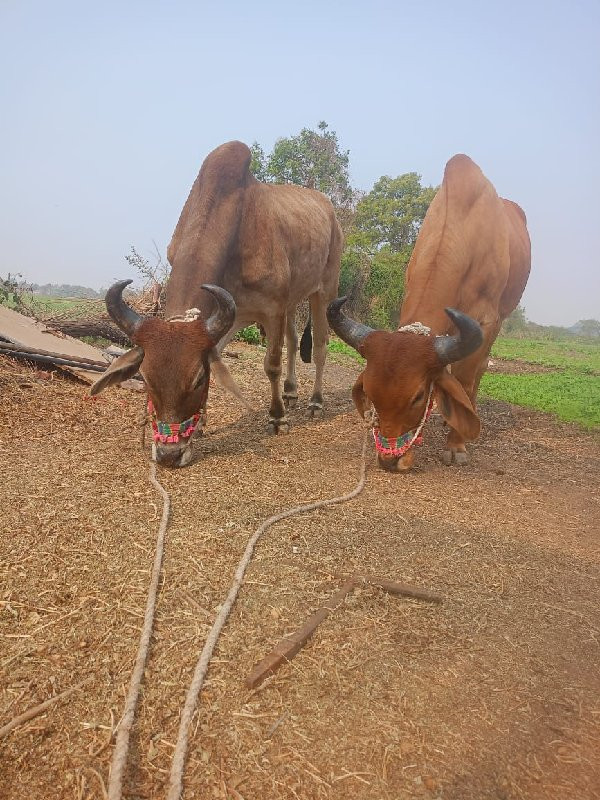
<box><xmin>201</xmin><ymin>284</ymin><xmax>236</xmax><ymax>343</ymax></box>
<box><xmin>327</xmin><ymin>297</ymin><xmax>375</xmax><ymax>352</ymax></box>
<box><xmin>434</xmin><ymin>308</ymin><xmax>483</xmax><ymax>365</ymax></box>
<box><xmin>105</xmin><ymin>279</ymin><xmax>144</xmax><ymax>338</ymax></box>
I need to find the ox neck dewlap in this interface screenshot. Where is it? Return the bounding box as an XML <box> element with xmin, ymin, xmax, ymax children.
<box><xmin>366</xmin><ymin>320</ymin><xmax>435</xmax><ymax>459</ymax></box>
<box><xmin>147</xmin><ymin>398</ymin><xmax>206</xmax><ymax>444</ymax></box>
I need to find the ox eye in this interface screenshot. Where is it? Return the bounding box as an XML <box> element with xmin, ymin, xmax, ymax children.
<box><xmin>412</xmin><ymin>390</ymin><xmax>425</xmax><ymax>405</ymax></box>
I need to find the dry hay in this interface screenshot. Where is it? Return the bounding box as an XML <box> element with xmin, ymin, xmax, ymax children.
<box><xmin>1</xmin><ymin>345</ymin><xmax>599</xmax><ymax>800</ymax></box>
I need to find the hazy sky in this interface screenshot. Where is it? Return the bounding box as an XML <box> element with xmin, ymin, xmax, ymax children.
<box><xmin>1</xmin><ymin>0</ymin><xmax>598</xmax><ymax>326</ymax></box>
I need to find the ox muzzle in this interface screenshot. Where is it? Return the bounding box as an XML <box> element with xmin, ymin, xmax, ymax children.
<box><xmin>149</xmin><ymin>400</ymin><xmax>206</xmax><ymax>468</ymax></box>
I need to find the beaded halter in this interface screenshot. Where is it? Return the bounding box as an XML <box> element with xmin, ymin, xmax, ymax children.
<box><xmin>147</xmin><ymin>399</ymin><xmax>206</xmax><ymax>444</ymax></box>
<box><xmin>369</xmin><ymin>386</ymin><xmax>434</xmax><ymax>458</ymax></box>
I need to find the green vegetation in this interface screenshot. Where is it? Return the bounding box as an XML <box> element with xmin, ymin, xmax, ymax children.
<box><xmin>235</xmin><ymin>325</ymin><xmax>262</xmax><ymax>345</ymax></box>
<box><xmin>327</xmin><ymin>337</ymin><xmax>365</xmax><ymax>363</ymax></box>
<box><xmin>491</xmin><ymin>337</ymin><xmax>600</xmax><ymax>374</ymax></box>
<box><xmin>26</xmin><ymin>295</ymin><xmax>100</xmax><ymax>318</ymax></box>
<box><xmin>480</xmin><ymin>372</ymin><xmax>600</xmax><ymax>429</ymax></box>
<box><xmin>482</xmin><ymin>335</ymin><xmax>600</xmax><ymax>428</ymax></box>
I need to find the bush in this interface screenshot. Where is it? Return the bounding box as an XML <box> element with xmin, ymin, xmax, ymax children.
<box><xmin>235</xmin><ymin>325</ymin><xmax>262</xmax><ymax>345</ymax></box>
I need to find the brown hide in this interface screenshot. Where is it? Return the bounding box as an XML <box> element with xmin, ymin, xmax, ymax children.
<box><xmin>166</xmin><ymin>142</ymin><xmax>254</xmax><ymax>318</ymax></box>
<box><xmin>343</xmin><ymin>154</ymin><xmax>531</xmax><ymax>469</ymax></box>
<box><xmin>166</xmin><ymin>141</ymin><xmax>342</xmax><ymax>325</ymax></box>
<box><xmin>131</xmin><ymin>317</ymin><xmax>213</xmax><ymax>424</ymax></box>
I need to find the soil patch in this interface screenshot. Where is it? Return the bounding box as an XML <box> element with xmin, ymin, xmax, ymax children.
<box><xmin>487</xmin><ymin>358</ymin><xmax>556</xmax><ymax>375</ymax></box>
<box><xmin>1</xmin><ymin>346</ymin><xmax>599</xmax><ymax>800</ymax></box>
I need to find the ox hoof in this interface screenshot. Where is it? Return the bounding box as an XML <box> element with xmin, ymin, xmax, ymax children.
<box><xmin>441</xmin><ymin>450</ymin><xmax>453</xmax><ymax>466</ymax></box>
<box><xmin>283</xmin><ymin>394</ymin><xmax>298</xmax><ymax>409</ymax></box>
<box><xmin>267</xmin><ymin>418</ymin><xmax>290</xmax><ymax>436</ymax></box>
<box><xmin>308</xmin><ymin>404</ymin><xmax>324</xmax><ymax>419</ymax></box>
<box><xmin>441</xmin><ymin>449</ymin><xmax>470</xmax><ymax>466</ymax></box>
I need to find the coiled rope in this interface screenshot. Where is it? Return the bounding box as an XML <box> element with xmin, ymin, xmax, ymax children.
<box><xmin>108</xmin><ymin>428</ymin><xmax>369</xmax><ymax>800</ymax></box>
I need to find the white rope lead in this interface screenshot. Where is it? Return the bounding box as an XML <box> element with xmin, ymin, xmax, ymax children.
<box><xmin>166</xmin><ymin>428</ymin><xmax>369</xmax><ymax>800</ymax></box>
<box><xmin>107</xmin><ymin>461</ymin><xmax>170</xmax><ymax>800</ymax></box>
<box><xmin>106</xmin><ymin>428</ymin><xmax>368</xmax><ymax>800</ymax></box>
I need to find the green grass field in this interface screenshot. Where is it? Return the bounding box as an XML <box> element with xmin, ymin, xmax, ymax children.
<box><xmin>482</xmin><ymin>337</ymin><xmax>600</xmax><ymax>429</ymax></box>
<box><xmin>27</xmin><ymin>295</ymin><xmax>103</xmax><ymax>318</ymax></box>
<box><xmin>479</xmin><ymin>371</ymin><xmax>599</xmax><ymax>429</ymax></box>
<box><xmin>490</xmin><ymin>337</ymin><xmax>600</xmax><ymax>375</ymax></box>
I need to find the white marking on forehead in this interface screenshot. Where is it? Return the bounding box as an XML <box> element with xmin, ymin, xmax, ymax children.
<box><xmin>167</xmin><ymin>308</ymin><xmax>202</xmax><ymax>322</ymax></box>
<box><xmin>397</xmin><ymin>321</ymin><xmax>431</xmax><ymax>336</ymax></box>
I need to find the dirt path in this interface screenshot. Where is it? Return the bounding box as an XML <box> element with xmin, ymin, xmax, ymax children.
<box><xmin>1</xmin><ymin>345</ymin><xmax>599</xmax><ymax>800</ymax></box>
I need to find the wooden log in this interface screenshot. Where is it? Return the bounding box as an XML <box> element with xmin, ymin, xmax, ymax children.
<box><xmin>281</xmin><ymin>559</ymin><xmax>443</xmax><ymax>604</ymax></box>
<box><xmin>354</xmin><ymin>575</ymin><xmax>442</xmax><ymax>603</ymax></box>
<box><xmin>246</xmin><ymin>579</ymin><xmax>356</xmax><ymax>688</ymax></box>
<box><xmin>0</xmin><ymin>677</ymin><xmax>93</xmax><ymax>737</ymax></box>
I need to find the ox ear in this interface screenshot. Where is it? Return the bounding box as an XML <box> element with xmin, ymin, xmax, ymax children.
<box><xmin>351</xmin><ymin>372</ymin><xmax>370</xmax><ymax>418</ymax></box>
<box><xmin>90</xmin><ymin>347</ymin><xmax>145</xmax><ymax>396</ymax></box>
<box><xmin>433</xmin><ymin>369</ymin><xmax>480</xmax><ymax>442</ymax></box>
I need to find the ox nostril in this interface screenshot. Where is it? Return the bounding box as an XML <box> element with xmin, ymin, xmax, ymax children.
<box><xmin>155</xmin><ymin>444</ymin><xmax>189</xmax><ymax>469</ymax></box>
<box><xmin>377</xmin><ymin>455</ymin><xmax>401</xmax><ymax>473</ymax></box>
<box><xmin>377</xmin><ymin>454</ymin><xmax>413</xmax><ymax>474</ymax></box>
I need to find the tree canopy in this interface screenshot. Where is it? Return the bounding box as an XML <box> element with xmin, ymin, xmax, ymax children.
<box><xmin>250</xmin><ymin>121</ymin><xmax>353</xmax><ymax>213</ymax></box>
<box><xmin>250</xmin><ymin>122</ymin><xmax>437</xmax><ymax>327</ymax></box>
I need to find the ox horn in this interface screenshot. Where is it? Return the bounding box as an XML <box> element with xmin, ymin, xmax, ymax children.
<box><xmin>434</xmin><ymin>308</ymin><xmax>483</xmax><ymax>365</ymax></box>
<box><xmin>105</xmin><ymin>279</ymin><xmax>144</xmax><ymax>338</ymax></box>
<box><xmin>327</xmin><ymin>296</ymin><xmax>375</xmax><ymax>352</ymax></box>
<box><xmin>201</xmin><ymin>284</ymin><xmax>236</xmax><ymax>344</ymax></box>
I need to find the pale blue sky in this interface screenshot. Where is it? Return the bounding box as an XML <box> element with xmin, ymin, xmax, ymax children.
<box><xmin>1</xmin><ymin>0</ymin><xmax>598</xmax><ymax>325</ymax></box>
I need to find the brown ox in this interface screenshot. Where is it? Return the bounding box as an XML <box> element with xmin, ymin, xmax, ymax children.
<box><xmin>328</xmin><ymin>154</ymin><xmax>531</xmax><ymax>472</ymax></box>
<box><xmin>90</xmin><ymin>141</ymin><xmax>342</xmax><ymax>468</ymax></box>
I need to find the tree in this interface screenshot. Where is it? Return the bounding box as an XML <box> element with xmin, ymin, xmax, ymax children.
<box><xmin>251</xmin><ymin>122</ymin><xmax>353</xmax><ymax>216</ymax></box>
<box><xmin>341</xmin><ymin>173</ymin><xmax>436</xmax><ymax>326</ymax></box>
<box><xmin>249</xmin><ymin>142</ymin><xmax>269</xmax><ymax>183</ymax></box>
<box><xmin>352</xmin><ymin>173</ymin><xmax>437</xmax><ymax>253</ymax></box>
<box><xmin>501</xmin><ymin>304</ymin><xmax>528</xmax><ymax>336</ymax></box>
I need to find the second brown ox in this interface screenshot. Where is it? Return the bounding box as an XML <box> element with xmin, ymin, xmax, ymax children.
<box><xmin>328</xmin><ymin>154</ymin><xmax>531</xmax><ymax>472</ymax></box>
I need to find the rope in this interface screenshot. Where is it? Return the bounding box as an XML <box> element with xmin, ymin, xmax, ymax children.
<box><xmin>107</xmin><ymin>461</ymin><xmax>170</xmax><ymax>800</ymax></box>
<box><xmin>107</xmin><ymin>427</ymin><xmax>369</xmax><ymax>800</ymax></box>
<box><xmin>166</xmin><ymin>428</ymin><xmax>369</xmax><ymax>800</ymax></box>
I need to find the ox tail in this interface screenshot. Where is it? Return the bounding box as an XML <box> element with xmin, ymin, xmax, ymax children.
<box><xmin>300</xmin><ymin>309</ymin><xmax>312</xmax><ymax>363</ymax></box>
<box><xmin>209</xmin><ymin>351</ymin><xmax>254</xmax><ymax>410</ymax></box>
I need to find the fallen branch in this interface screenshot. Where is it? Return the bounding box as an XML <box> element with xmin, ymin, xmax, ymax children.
<box><xmin>0</xmin><ymin>676</ymin><xmax>93</xmax><ymax>737</ymax></box>
<box><xmin>44</xmin><ymin>319</ymin><xmax>130</xmax><ymax>345</ymax></box>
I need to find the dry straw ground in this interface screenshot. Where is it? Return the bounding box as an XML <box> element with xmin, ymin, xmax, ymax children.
<box><xmin>1</xmin><ymin>344</ymin><xmax>599</xmax><ymax>800</ymax></box>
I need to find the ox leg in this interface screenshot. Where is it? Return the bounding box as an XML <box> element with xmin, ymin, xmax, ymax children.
<box><xmin>263</xmin><ymin>316</ymin><xmax>289</xmax><ymax>435</ymax></box>
<box><xmin>442</xmin><ymin>331</ymin><xmax>497</xmax><ymax>465</ymax></box>
<box><xmin>283</xmin><ymin>307</ymin><xmax>299</xmax><ymax>409</ymax></box>
<box><xmin>307</xmin><ymin>293</ymin><xmax>329</xmax><ymax>419</ymax></box>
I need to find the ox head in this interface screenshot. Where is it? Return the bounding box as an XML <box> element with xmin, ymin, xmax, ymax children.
<box><xmin>90</xmin><ymin>280</ymin><xmax>236</xmax><ymax>468</ymax></box>
<box><xmin>327</xmin><ymin>298</ymin><xmax>483</xmax><ymax>473</ymax></box>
